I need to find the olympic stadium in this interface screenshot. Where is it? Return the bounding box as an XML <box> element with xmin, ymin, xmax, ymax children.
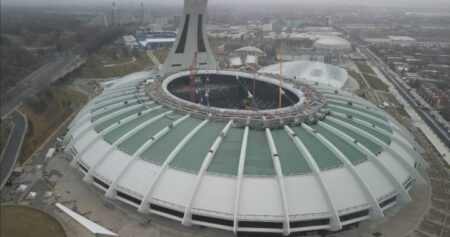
<box><xmin>63</xmin><ymin>0</ymin><xmax>428</xmax><ymax>236</ymax></box>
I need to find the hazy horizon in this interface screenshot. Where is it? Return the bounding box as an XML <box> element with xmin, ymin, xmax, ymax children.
<box><xmin>2</xmin><ymin>0</ymin><xmax>450</xmax><ymax>9</ymax></box>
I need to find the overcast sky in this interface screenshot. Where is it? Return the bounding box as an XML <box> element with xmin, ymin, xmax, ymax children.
<box><xmin>3</xmin><ymin>0</ymin><xmax>450</xmax><ymax>8</ymax></box>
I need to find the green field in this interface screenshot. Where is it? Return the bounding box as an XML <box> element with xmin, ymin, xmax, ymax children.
<box><xmin>18</xmin><ymin>86</ymin><xmax>87</xmax><ymax>163</ymax></box>
<box><xmin>364</xmin><ymin>74</ymin><xmax>389</xmax><ymax>91</ymax></box>
<box><xmin>356</xmin><ymin>63</ymin><xmax>376</xmax><ymax>75</ymax></box>
<box><xmin>347</xmin><ymin>70</ymin><xmax>368</xmax><ymax>90</ymax></box>
<box><xmin>1</xmin><ymin>205</ymin><xmax>67</xmax><ymax>237</ymax></box>
<box><xmin>76</xmin><ymin>44</ymin><xmax>153</xmax><ymax>78</ymax></box>
<box><xmin>153</xmin><ymin>49</ymin><xmax>169</xmax><ymax>63</ymax></box>
<box><xmin>356</xmin><ymin>63</ymin><xmax>389</xmax><ymax>91</ymax></box>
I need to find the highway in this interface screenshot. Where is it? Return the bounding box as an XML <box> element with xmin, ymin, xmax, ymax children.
<box><xmin>0</xmin><ymin>53</ymin><xmax>84</xmax><ymax>119</ymax></box>
<box><xmin>359</xmin><ymin>46</ymin><xmax>450</xmax><ymax>149</ymax></box>
<box><xmin>0</xmin><ymin>110</ymin><xmax>27</xmax><ymax>189</ymax></box>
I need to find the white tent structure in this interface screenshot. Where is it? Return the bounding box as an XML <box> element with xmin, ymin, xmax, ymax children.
<box><xmin>259</xmin><ymin>60</ymin><xmax>349</xmax><ymax>89</ymax></box>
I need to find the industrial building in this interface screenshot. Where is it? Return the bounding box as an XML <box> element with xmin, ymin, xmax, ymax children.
<box><xmin>64</xmin><ymin>0</ymin><xmax>428</xmax><ymax>236</ymax></box>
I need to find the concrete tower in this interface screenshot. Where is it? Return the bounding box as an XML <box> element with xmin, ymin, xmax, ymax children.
<box><xmin>161</xmin><ymin>0</ymin><xmax>218</xmax><ymax>74</ymax></box>
<box><xmin>112</xmin><ymin>2</ymin><xmax>117</xmax><ymax>26</ymax></box>
<box><xmin>140</xmin><ymin>2</ymin><xmax>145</xmax><ymax>25</ymax></box>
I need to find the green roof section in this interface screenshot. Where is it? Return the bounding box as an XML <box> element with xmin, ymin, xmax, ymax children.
<box><xmin>243</xmin><ymin>130</ymin><xmax>275</xmax><ymax>176</ymax></box>
<box><xmin>140</xmin><ymin>117</ymin><xmax>203</xmax><ymax>164</ymax></box>
<box><xmin>91</xmin><ymin>95</ymin><xmax>137</xmax><ymax>113</ymax></box>
<box><xmin>291</xmin><ymin>127</ymin><xmax>342</xmax><ymax>170</ymax></box>
<box><xmin>95</xmin><ymin>106</ymin><xmax>150</xmax><ymax>132</ymax></box>
<box><xmin>270</xmin><ymin>129</ymin><xmax>311</xmax><ymax>175</ymax></box>
<box><xmin>94</xmin><ymin>91</ymin><xmax>136</xmax><ymax>104</ymax></box>
<box><xmin>170</xmin><ymin>122</ymin><xmax>225</xmax><ymax>173</ymax></box>
<box><xmin>329</xmin><ymin>115</ymin><xmax>391</xmax><ymax>144</ymax></box>
<box><xmin>327</xmin><ymin>106</ymin><xmax>392</xmax><ymax>133</ymax></box>
<box><xmin>103</xmin><ymin>108</ymin><xmax>167</xmax><ymax>144</ymax></box>
<box><xmin>118</xmin><ymin>113</ymin><xmax>184</xmax><ymax>155</ymax></box>
<box><xmin>207</xmin><ymin>127</ymin><xmax>244</xmax><ymax>176</ymax></box>
<box><xmin>326</xmin><ymin>101</ymin><xmax>386</xmax><ymax>121</ymax></box>
<box><xmin>314</xmin><ymin>124</ymin><xmax>367</xmax><ymax>164</ymax></box>
<box><xmin>322</xmin><ymin>120</ymin><xmax>383</xmax><ymax>154</ymax></box>
<box><xmin>322</xmin><ymin>93</ymin><xmax>377</xmax><ymax>110</ymax></box>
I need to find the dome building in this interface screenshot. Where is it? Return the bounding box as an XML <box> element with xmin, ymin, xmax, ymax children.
<box><xmin>63</xmin><ymin>0</ymin><xmax>428</xmax><ymax>236</ymax></box>
<box><xmin>313</xmin><ymin>36</ymin><xmax>352</xmax><ymax>51</ymax></box>
<box><xmin>259</xmin><ymin>61</ymin><xmax>349</xmax><ymax>89</ymax></box>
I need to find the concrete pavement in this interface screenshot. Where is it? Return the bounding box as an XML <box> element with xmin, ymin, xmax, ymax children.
<box><xmin>0</xmin><ymin>110</ymin><xmax>27</xmax><ymax>189</ymax></box>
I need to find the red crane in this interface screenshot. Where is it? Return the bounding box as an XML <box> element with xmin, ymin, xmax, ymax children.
<box><xmin>189</xmin><ymin>52</ymin><xmax>198</xmax><ymax>102</ymax></box>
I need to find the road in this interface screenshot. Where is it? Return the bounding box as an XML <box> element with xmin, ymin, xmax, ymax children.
<box><xmin>0</xmin><ymin>53</ymin><xmax>84</xmax><ymax>119</ymax></box>
<box><xmin>359</xmin><ymin>46</ymin><xmax>450</xmax><ymax>149</ymax></box>
<box><xmin>0</xmin><ymin>110</ymin><xmax>27</xmax><ymax>189</ymax></box>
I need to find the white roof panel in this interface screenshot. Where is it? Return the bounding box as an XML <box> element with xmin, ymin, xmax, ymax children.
<box><xmin>239</xmin><ymin>177</ymin><xmax>284</xmax><ymax>218</ymax></box>
<box><xmin>151</xmin><ymin>168</ymin><xmax>197</xmax><ymax>207</ymax></box>
<box><xmin>192</xmin><ymin>175</ymin><xmax>236</xmax><ymax>216</ymax></box>
<box><xmin>284</xmin><ymin>175</ymin><xmax>329</xmax><ymax>217</ymax></box>
<box><xmin>321</xmin><ymin>168</ymin><xmax>368</xmax><ymax>212</ymax></box>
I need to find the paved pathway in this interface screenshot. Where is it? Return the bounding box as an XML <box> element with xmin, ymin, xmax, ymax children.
<box><xmin>146</xmin><ymin>50</ymin><xmax>161</xmax><ymax>66</ymax></box>
<box><xmin>0</xmin><ymin>110</ymin><xmax>27</xmax><ymax>189</ymax></box>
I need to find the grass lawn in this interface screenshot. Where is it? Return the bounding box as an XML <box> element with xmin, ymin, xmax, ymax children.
<box><xmin>364</xmin><ymin>74</ymin><xmax>389</xmax><ymax>91</ymax></box>
<box><xmin>356</xmin><ymin>63</ymin><xmax>389</xmax><ymax>91</ymax></box>
<box><xmin>348</xmin><ymin>70</ymin><xmax>368</xmax><ymax>90</ymax></box>
<box><xmin>384</xmin><ymin>93</ymin><xmax>410</xmax><ymax>118</ymax></box>
<box><xmin>1</xmin><ymin>205</ymin><xmax>67</xmax><ymax>237</ymax></box>
<box><xmin>356</xmin><ymin>63</ymin><xmax>376</xmax><ymax>75</ymax></box>
<box><xmin>76</xmin><ymin>44</ymin><xmax>153</xmax><ymax>78</ymax></box>
<box><xmin>153</xmin><ymin>49</ymin><xmax>169</xmax><ymax>63</ymax></box>
<box><xmin>2</xmin><ymin>33</ymin><xmax>25</xmax><ymax>47</ymax></box>
<box><xmin>18</xmin><ymin>86</ymin><xmax>87</xmax><ymax>163</ymax></box>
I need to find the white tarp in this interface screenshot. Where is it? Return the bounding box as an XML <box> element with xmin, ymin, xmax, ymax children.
<box><xmin>55</xmin><ymin>203</ymin><xmax>118</xmax><ymax>236</ymax></box>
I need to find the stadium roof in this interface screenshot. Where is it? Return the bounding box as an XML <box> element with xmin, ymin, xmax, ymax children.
<box><xmin>64</xmin><ymin>69</ymin><xmax>427</xmax><ymax>235</ymax></box>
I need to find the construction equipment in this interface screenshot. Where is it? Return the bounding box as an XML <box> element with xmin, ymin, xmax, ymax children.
<box><xmin>189</xmin><ymin>52</ymin><xmax>198</xmax><ymax>102</ymax></box>
<box><xmin>278</xmin><ymin>42</ymin><xmax>285</xmax><ymax>108</ymax></box>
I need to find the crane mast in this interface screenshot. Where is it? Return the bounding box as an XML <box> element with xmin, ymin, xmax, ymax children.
<box><xmin>278</xmin><ymin>43</ymin><xmax>285</xmax><ymax>108</ymax></box>
<box><xmin>189</xmin><ymin>52</ymin><xmax>198</xmax><ymax>102</ymax></box>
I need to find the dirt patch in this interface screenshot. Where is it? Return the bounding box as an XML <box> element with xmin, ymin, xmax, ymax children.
<box><xmin>0</xmin><ymin>205</ymin><xmax>67</xmax><ymax>237</ymax></box>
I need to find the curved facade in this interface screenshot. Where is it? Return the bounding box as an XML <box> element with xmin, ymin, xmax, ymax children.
<box><xmin>64</xmin><ymin>69</ymin><xmax>427</xmax><ymax>236</ymax></box>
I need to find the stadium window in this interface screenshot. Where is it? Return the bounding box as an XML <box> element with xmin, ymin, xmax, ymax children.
<box><xmin>379</xmin><ymin>195</ymin><xmax>397</xmax><ymax>208</ymax></box>
<box><xmin>197</xmin><ymin>14</ymin><xmax>206</xmax><ymax>52</ymax></box>
<box><xmin>238</xmin><ymin>221</ymin><xmax>283</xmax><ymax>229</ymax></box>
<box><xmin>93</xmin><ymin>177</ymin><xmax>110</xmax><ymax>189</ymax></box>
<box><xmin>192</xmin><ymin>214</ymin><xmax>234</xmax><ymax>227</ymax></box>
<box><xmin>150</xmin><ymin>204</ymin><xmax>184</xmax><ymax>218</ymax></box>
<box><xmin>339</xmin><ymin>209</ymin><xmax>369</xmax><ymax>222</ymax></box>
<box><xmin>175</xmin><ymin>14</ymin><xmax>190</xmax><ymax>54</ymax></box>
<box><xmin>290</xmin><ymin>218</ymin><xmax>330</xmax><ymax>228</ymax></box>
<box><xmin>116</xmin><ymin>191</ymin><xmax>141</xmax><ymax>205</ymax></box>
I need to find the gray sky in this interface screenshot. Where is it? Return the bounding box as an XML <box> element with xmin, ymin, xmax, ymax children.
<box><xmin>2</xmin><ymin>0</ymin><xmax>450</xmax><ymax>8</ymax></box>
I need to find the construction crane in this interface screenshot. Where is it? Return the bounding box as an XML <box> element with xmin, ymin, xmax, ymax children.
<box><xmin>189</xmin><ymin>52</ymin><xmax>198</xmax><ymax>102</ymax></box>
<box><xmin>278</xmin><ymin>42</ymin><xmax>285</xmax><ymax>108</ymax></box>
